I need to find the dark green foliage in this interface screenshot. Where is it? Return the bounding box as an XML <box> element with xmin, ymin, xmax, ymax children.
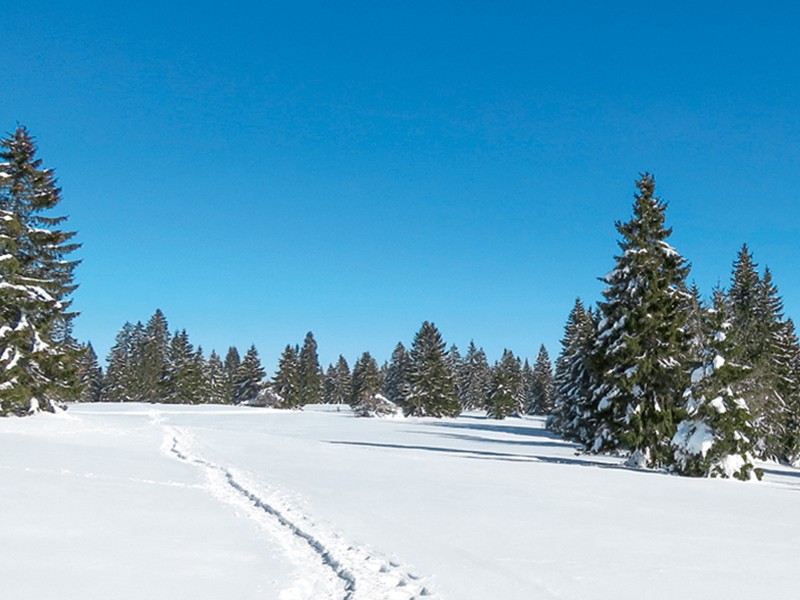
<box><xmin>233</xmin><ymin>345</ymin><xmax>265</xmax><ymax>405</ymax></box>
<box><xmin>407</xmin><ymin>322</ymin><xmax>460</xmax><ymax>417</ymax></box>
<box><xmin>487</xmin><ymin>350</ymin><xmax>523</xmax><ymax>419</ymax></box>
<box><xmin>223</xmin><ymin>346</ymin><xmax>241</xmax><ymax>404</ymax></box>
<box><xmin>165</xmin><ymin>330</ymin><xmax>205</xmax><ymax>404</ymax></box>
<box><xmin>529</xmin><ymin>345</ymin><xmax>555</xmax><ymax>415</ymax></box>
<box><xmin>204</xmin><ymin>351</ymin><xmax>229</xmax><ymax>405</ymax></box>
<box><xmin>383</xmin><ymin>342</ymin><xmax>412</xmax><ymax>408</ymax></box>
<box><xmin>460</xmin><ymin>341</ymin><xmax>492</xmax><ymax>410</ymax></box>
<box><xmin>672</xmin><ymin>291</ymin><xmax>760</xmax><ymax>479</ymax></box>
<box><xmin>589</xmin><ymin>174</ymin><xmax>691</xmax><ymax>467</ymax></box>
<box><xmin>323</xmin><ymin>355</ymin><xmax>352</xmax><ymax>405</ymax></box>
<box><xmin>549</xmin><ymin>299</ymin><xmax>597</xmax><ymax>442</ymax></box>
<box><xmin>272</xmin><ymin>345</ymin><xmax>301</xmax><ymax>408</ymax></box>
<box><xmin>139</xmin><ymin>309</ymin><xmax>170</xmax><ymax>403</ymax></box>
<box><xmin>0</xmin><ymin>127</ymin><xmax>81</xmax><ymax>415</ymax></box>
<box><xmin>298</xmin><ymin>331</ymin><xmax>324</xmax><ymax>405</ymax></box>
<box><xmin>351</xmin><ymin>351</ymin><xmax>381</xmax><ymax>407</ymax></box>
<box><xmin>75</xmin><ymin>343</ymin><xmax>103</xmax><ymax>403</ymax></box>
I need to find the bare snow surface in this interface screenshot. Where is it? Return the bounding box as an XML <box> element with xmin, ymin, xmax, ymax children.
<box><xmin>3</xmin><ymin>404</ymin><xmax>800</xmax><ymax>600</ymax></box>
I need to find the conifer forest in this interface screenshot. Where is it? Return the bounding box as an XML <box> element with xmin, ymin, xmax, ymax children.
<box><xmin>2</xmin><ymin>127</ymin><xmax>800</xmax><ymax>482</ymax></box>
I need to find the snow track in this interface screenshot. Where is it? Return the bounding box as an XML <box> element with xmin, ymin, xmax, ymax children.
<box><xmin>156</xmin><ymin>413</ymin><xmax>437</xmax><ymax>600</ymax></box>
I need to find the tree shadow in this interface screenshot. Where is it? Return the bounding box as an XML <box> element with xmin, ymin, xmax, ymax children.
<box><xmin>326</xmin><ymin>440</ymin><xmax>650</xmax><ymax>474</ymax></box>
<box><xmin>424</xmin><ymin>417</ymin><xmax>565</xmax><ymax>442</ymax></box>
<box><xmin>435</xmin><ymin>431</ymin><xmax>575</xmax><ymax>450</ymax></box>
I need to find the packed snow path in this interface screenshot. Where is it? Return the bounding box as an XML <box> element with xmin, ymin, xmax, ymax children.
<box><xmin>157</xmin><ymin>412</ymin><xmax>437</xmax><ymax>600</ymax></box>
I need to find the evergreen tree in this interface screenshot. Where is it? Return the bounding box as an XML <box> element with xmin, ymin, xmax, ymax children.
<box><xmin>384</xmin><ymin>342</ymin><xmax>412</xmax><ymax>408</ymax></box>
<box><xmin>529</xmin><ymin>345</ymin><xmax>555</xmax><ymax>415</ymax></box>
<box><xmin>351</xmin><ymin>351</ymin><xmax>381</xmax><ymax>407</ymax></box>
<box><xmin>672</xmin><ymin>290</ymin><xmax>760</xmax><ymax>479</ymax></box>
<box><xmin>447</xmin><ymin>344</ymin><xmax>463</xmax><ymax>407</ymax></box>
<box><xmin>460</xmin><ymin>341</ymin><xmax>492</xmax><ymax>410</ymax></box>
<box><xmin>589</xmin><ymin>174</ymin><xmax>691</xmax><ymax>468</ymax></box>
<box><xmin>550</xmin><ymin>299</ymin><xmax>596</xmax><ymax>443</ymax></box>
<box><xmin>272</xmin><ymin>344</ymin><xmax>301</xmax><ymax>408</ymax></box>
<box><xmin>323</xmin><ymin>355</ymin><xmax>352</xmax><ymax>405</ymax></box>
<box><xmin>223</xmin><ymin>346</ymin><xmax>241</xmax><ymax>404</ymax></box>
<box><xmin>233</xmin><ymin>345</ymin><xmax>265</xmax><ymax>405</ymax></box>
<box><xmin>204</xmin><ymin>350</ymin><xmax>228</xmax><ymax>404</ymax></box>
<box><xmin>103</xmin><ymin>322</ymin><xmax>138</xmax><ymax>402</ymax></box>
<box><xmin>166</xmin><ymin>330</ymin><xmax>205</xmax><ymax>404</ymax></box>
<box><xmin>0</xmin><ymin>127</ymin><xmax>81</xmax><ymax>415</ymax></box>
<box><xmin>486</xmin><ymin>350</ymin><xmax>522</xmax><ymax>419</ymax></box>
<box><xmin>407</xmin><ymin>322</ymin><xmax>460</xmax><ymax>417</ymax></box>
<box><xmin>75</xmin><ymin>342</ymin><xmax>103</xmax><ymax>403</ymax></box>
<box><xmin>139</xmin><ymin>309</ymin><xmax>170</xmax><ymax>403</ymax></box>
<box><xmin>298</xmin><ymin>331</ymin><xmax>324</xmax><ymax>405</ymax></box>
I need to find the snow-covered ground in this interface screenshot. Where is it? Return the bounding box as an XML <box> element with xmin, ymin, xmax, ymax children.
<box><xmin>2</xmin><ymin>403</ymin><xmax>799</xmax><ymax>600</ymax></box>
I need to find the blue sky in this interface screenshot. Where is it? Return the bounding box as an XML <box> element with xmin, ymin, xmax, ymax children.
<box><xmin>2</xmin><ymin>2</ymin><xmax>799</xmax><ymax>370</ymax></box>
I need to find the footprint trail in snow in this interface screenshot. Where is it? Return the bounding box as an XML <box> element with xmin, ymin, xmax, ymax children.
<box><xmin>155</xmin><ymin>413</ymin><xmax>438</xmax><ymax>600</ymax></box>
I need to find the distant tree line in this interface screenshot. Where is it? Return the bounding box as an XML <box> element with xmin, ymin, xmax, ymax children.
<box><xmin>83</xmin><ymin>315</ymin><xmax>555</xmax><ymax>419</ymax></box>
<box><xmin>547</xmin><ymin>174</ymin><xmax>800</xmax><ymax>480</ymax></box>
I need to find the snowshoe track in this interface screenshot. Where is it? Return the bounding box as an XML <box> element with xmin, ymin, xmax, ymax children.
<box><xmin>159</xmin><ymin>417</ymin><xmax>438</xmax><ymax>600</ymax></box>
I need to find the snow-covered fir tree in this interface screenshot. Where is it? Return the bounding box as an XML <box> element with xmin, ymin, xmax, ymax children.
<box><xmin>407</xmin><ymin>322</ymin><xmax>460</xmax><ymax>417</ymax></box>
<box><xmin>223</xmin><ymin>346</ymin><xmax>241</xmax><ymax>405</ymax></box>
<box><xmin>351</xmin><ymin>351</ymin><xmax>382</xmax><ymax>407</ymax></box>
<box><xmin>204</xmin><ymin>350</ymin><xmax>229</xmax><ymax>405</ymax></box>
<box><xmin>529</xmin><ymin>345</ymin><xmax>555</xmax><ymax>415</ymax></box>
<box><xmin>672</xmin><ymin>290</ymin><xmax>761</xmax><ymax>480</ymax></box>
<box><xmin>233</xmin><ymin>345</ymin><xmax>265</xmax><ymax>405</ymax></box>
<box><xmin>271</xmin><ymin>344</ymin><xmax>300</xmax><ymax>408</ymax></box>
<box><xmin>383</xmin><ymin>342</ymin><xmax>412</xmax><ymax>408</ymax></box>
<box><xmin>139</xmin><ymin>309</ymin><xmax>170</xmax><ymax>403</ymax></box>
<box><xmin>460</xmin><ymin>341</ymin><xmax>492</xmax><ymax>410</ymax></box>
<box><xmin>102</xmin><ymin>322</ymin><xmax>138</xmax><ymax>402</ymax></box>
<box><xmin>165</xmin><ymin>330</ymin><xmax>205</xmax><ymax>404</ymax></box>
<box><xmin>0</xmin><ymin>127</ymin><xmax>81</xmax><ymax>415</ymax></box>
<box><xmin>486</xmin><ymin>349</ymin><xmax>523</xmax><ymax>419</ymax></box>
<box><xmin>75</xmin><ymin>342</ymin><xmax>103</xmax><ymax>403</ymax></box>
<box><xmin>589</xmin><ymin>174</ymin><xmax>691</xmax><ymax>468</ymax></box>
<box><xmin>323</xmin><ymin>355</ymin><xmax>352</xmax><ymax>405</ymax></box>
<box><xmin>549</xmin><ymin>299</ymin><xmax>596</xmax><ymax>443</ymax></box>
<box><xmin>298</xmin><ymin>331</ymin><xmax>324</xmax><ymax>405</ymax></box>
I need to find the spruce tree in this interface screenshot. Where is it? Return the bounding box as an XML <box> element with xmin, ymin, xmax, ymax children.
<box><xmin>165</xmin><ymin>330</ymin><xmax>205</xmax><ymax>404</ymax></box>
<box><xmin>75</xmin><ymin>343</ymin><xmax>103</xmax><ymax>403</ymax></box>
<box><xmin>550</xmin><ymin>299</ymin><xmax>596</xmax><ymax>443</ymax></box>
<box><xmin>351</xmin><ymin>351</ymin><xmax>381</xmax><ymax>407</ymax></box>
<box><xmin>460</xmin><ymin>341</ymin><xmax>492</xmax><ymax>410</ymax></box>
<box><xmin>672</xmin><ymin>290</ymin><xmax>760</xmax><ymax>479</ymax></box>
<box><xmin>233</xmin><ymin>345</ymin><xmax>265</xmax><ymax>405</ymax></box>
<box><xmin>530</xmin><ymin>345</ymin><xmax>555</xmax><ymax>415</ymax></box>
<box><xmin>103</xmin><ymin>322</ymin><xmax>139</xmax><ymax>402</ymax></box>
<box><xmin>407</xmin><ymin>321</ymin><xmax>460</xmax><ymax>417</ymax></box>
<box><xmin>486</xmin><ymin>349</ymin><xmax>523</xmax><ymax>419</ymax></box>
<box><xmin>272</xmin><ymin>344</ymin><xmax>301</xmax><ymax>408</ymax></box>
<box><xmin>384</xmin><ymin>342</ymin><xmax>412</xmax><ymax>408</ymax></box>
<box><xmin>323</xmin><ymin>355</ymin><xmax>352</xmax><ymax>405</ymax></box>
<box><xmin>223</xmin><ymin>346</ymin><xmax>241</xmax><ymax>404</ymax></box>
<box><xmin>0</xmin><ymin>127</ymin><xmax>81</xmax><ymax>415</ymax></box>
<box><xmin>139</xmin><ymin>309</ymin><xmax>170</xmax><ymax>403</ymax></box>
<box><xmin>589</xmin><ymin>174</ymin><xmax>691</xmax><ymax>468</ymax></box>
<box><xmin>204</xmin><ymin>350</ymin><xmax>228</xmax><ymax>404</ymax></box>
<box><xmin>298</xmin><ymin>331</ymin><xmax>324</xmax><ymax>405</ymax></box>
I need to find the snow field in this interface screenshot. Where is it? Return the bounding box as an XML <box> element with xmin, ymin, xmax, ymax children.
<box><xmin>3</xmin><ymin>403</ymin><xmax>800</xmax><ymax>600</ymax></box>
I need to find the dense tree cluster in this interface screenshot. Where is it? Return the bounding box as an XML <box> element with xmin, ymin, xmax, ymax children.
<box><xmin>549</xmin><ymin>174</ymin><xmax>799</xmax><ymax>479</ymax></box>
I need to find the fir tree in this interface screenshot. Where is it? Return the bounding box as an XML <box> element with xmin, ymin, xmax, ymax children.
<box><xmin>272</xmin><ymin>345</ymin><xmax>301</xmax><ymax>408</ymax></box>
<box><xmin>460</xmin><ymin>341</ymin><xmax>492</xmax><ymax>410</ymax></box>
<box><xmin>407</xmin><ymin>322</ymin><xmax>460</xmax><ymax>417</ymax></box>
<box><xmin>298</xmin><ymin>331</ymin><xmax>324</xmax><ymax>405</ymax></box>
<box><xmin>351</xmin><ymin>351</ymin><xmax>382</xmax><ymax>408</ymax></box>
<box><xmin>223</xmin><ymin>346</ymin><xmax>241</xmax><ymax>404</ymax></box>
<box><xmin>672</xmin><ymin>290</ymin><xmax>760</xmax><ymax>479</ymax></box>
<box><xmin>233</xmin><ymin>345</ymin><xmax>265</xmax><ymax>405</ymax></box>
<box><xmin>103</xmin><ymin>322</ymin><xmax>138</xmax><ymax>402</ymax></box>
<box><xmin>384</xmin><ymin>342</ymin><xmax>412</xmax><ymax>408</ymax></box>
<box><xmin>75</xmin><ymin>342</ymin><xmax>103</xmax><ymax>403</ymax></box>
<box><xmin>166</xmin><ymin>330</ymin><xmax>205</xmax><ymax>404</ymax></box>
<box><xmin>486</xmin><ymin>349</ymin><xmax>523</xmax><ymax>419</ymax></box>
<box><xmin>589</xmin><ymin>174</ymin><xmax>691</xmax><ymax>468</ymax></box>
<box><xmin>139</xmin><ymin>309</ymin><xmax>170</xmax><ymax>403</ymax></box>
<box><xmin>529</xmin><ymin>345</ymin><xmax>555</xmax><ymax>415</ymax></box>
<box><xmin>550</xmin><ymin>299</ymin><xmax>596</xmax><ymax>443</ymax></box>
<box><xmin>323</xmin><ymin>355</ymin><xmax>352</xmax><ymax>405</ymax></box>
<box><xmin>0</xmin><ymin>127</ymin><xmax>81</xmax><ymax>415</ymax></box>
<box><xmin>204</xmin><ymin>350</ymin><xmax>228</xmax><ymax>405</ymax></box>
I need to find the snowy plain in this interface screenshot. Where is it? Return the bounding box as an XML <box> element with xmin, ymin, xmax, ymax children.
<box><xmin>2</xmin><ymin>403</ymin><xmax>799</xmax><ymax>600</ymax></box>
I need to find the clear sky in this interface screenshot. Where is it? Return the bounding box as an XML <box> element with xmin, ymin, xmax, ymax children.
<box><xmin>2</xmin><ymin>2</ymin><xmax>799</xmax><ymax>371</ymax></box>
